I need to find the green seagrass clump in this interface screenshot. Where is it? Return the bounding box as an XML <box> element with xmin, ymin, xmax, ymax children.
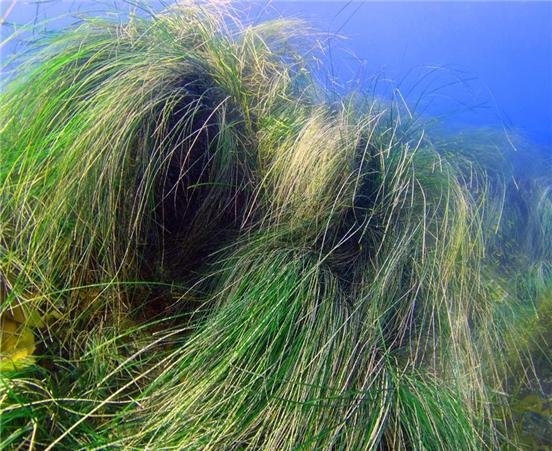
<box><xmin>1</xmin><ymin>2</ymin><xmax>550</xmax><ymax>449</ymax></box>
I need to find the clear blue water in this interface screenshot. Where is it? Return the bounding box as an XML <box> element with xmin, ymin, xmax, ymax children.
<box><xmin>1</xmin><ymin>0</ymin><xmax>551</xmax><ymax>148</ymax></box>
<box><xmin>273</xmin><ymin>1</ymin><xmax>552</xmax><ymax>149</ymax></box>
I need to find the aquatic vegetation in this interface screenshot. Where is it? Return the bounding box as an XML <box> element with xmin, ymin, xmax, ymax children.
<box><xmin>0</xmin><ymin>2</ymin><xmax>550</xmax><ymax>449</ymax></box>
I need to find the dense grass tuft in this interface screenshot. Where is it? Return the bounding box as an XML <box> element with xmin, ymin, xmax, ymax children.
<box><xmin>1</xmin><ymin>2</ymin><xmax>550</xmax><ymax>449</ymax></box>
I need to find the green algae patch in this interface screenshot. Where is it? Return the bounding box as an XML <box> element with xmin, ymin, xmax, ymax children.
<box><xmin>0</xmin><ymin>318</ymin><xmax>35</xmax><ymax>371</ymax></box>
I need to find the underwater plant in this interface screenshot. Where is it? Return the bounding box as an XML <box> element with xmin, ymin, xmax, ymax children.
<box><xmin>0</xmin><ymin>2</ymin><xmax>550</xmax><ymax>449</ymax></box>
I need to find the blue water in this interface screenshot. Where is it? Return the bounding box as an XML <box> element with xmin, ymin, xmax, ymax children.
<box><xmin>1</xmin><ymin>1</ymin><xmax>551</xmax><ymax>148</ymax></box>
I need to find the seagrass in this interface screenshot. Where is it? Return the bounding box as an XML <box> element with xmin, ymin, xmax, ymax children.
<box><xmin>0</xmin><ymin>2</ymin><xmax>550</xmax><ymax>449</ymax></box>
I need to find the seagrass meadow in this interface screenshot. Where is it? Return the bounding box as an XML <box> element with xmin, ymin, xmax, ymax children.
<box><xmin>0</xmin><ymin>2</ymin><xmax>551</xmax><ymax>449</ymax></box>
